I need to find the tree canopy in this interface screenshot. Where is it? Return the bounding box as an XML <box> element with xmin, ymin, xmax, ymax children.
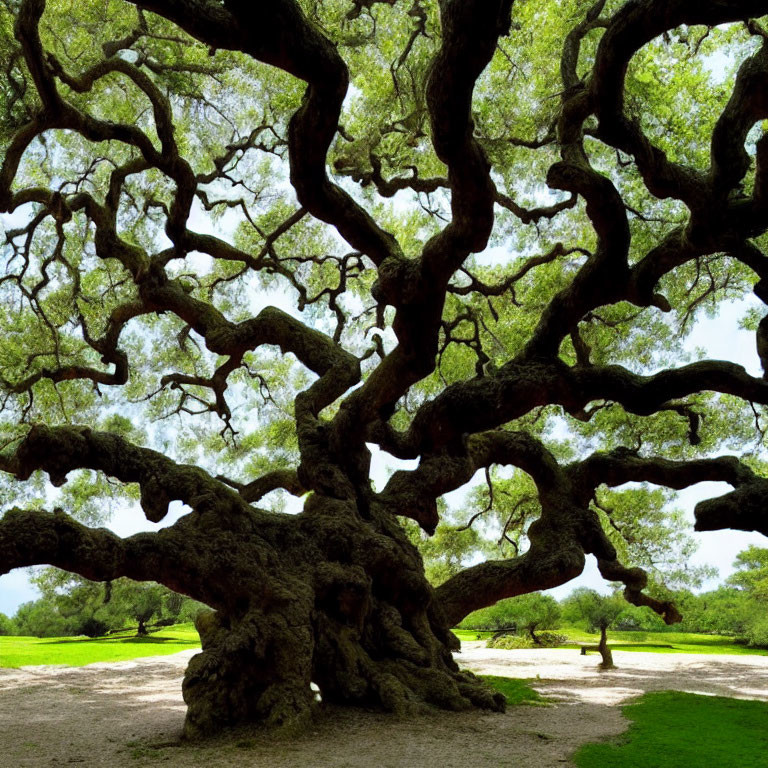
<box><xmin>729</xmin><ymin>545</ymin><xmax>768</xmax><ymax>599</ymax></box>
<box><xmin>567</xmin><ymin>588</ymin><xmax>623</xmax><ymax>666</ymax></box>
<box><xmin>2</xmin><ymin>0</ymin><xmax>768</xmax><ymax>738</ymax></box>
<box><xmin>564</xmin><ymin>588</ymin><xmax>624</xmax><ymax>632</ymax></box>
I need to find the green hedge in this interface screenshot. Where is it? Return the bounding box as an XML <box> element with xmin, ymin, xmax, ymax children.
<box><xmin>487</xmin><ymin>631</ymin><xmax>567</xmax><ymax>649</ymax></box>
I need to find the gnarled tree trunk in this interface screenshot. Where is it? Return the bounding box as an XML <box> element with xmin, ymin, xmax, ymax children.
<box><xmin>0</xmin><ymin>444</ymin><xmax>506</xmax><ymax>738</ymax></box>
<box><xmin>174</xmin><ymin>495</ymin><xmax>506</xmax><ymax>738</ymax></box>
<box><xmin>0</xmin><ymin>408</ymin><xmax>710</xmax><ymax>739</ymax></box>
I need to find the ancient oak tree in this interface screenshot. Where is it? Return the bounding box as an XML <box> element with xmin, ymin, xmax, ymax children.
<box><xmin>2</xmin><ymin>0</ymin><xmax>768</xmax><ymax>737</ymax></box>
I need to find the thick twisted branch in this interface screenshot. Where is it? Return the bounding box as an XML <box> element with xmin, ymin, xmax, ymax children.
<box><xmin>0</xmin><ymin>507</ymin><xmax>157</xmax><ymax>579</ymax></box>
<box><xmin>129</xmin><ymin>0</ymin><xmax>404</xmax><ymax>267</ymax></box>
<box><xmin>330</xmin><ymin>0</ymin><xmax>515</xmax><ymax>440</ymax></box>
<box><xmin>0</xmin><ymin>425</ymin><xmax>249</xmax><ymax>522</ymax></box>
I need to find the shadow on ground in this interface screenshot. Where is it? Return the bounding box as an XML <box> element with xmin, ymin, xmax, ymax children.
<box><xmin>3</xmin><ymin>647</ymin><xmax>767</xmax><ymax>767</ymax></box>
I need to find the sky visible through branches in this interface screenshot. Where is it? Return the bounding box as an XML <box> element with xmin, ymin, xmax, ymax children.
<box><xmin>0</xmin><ymin>175</ymin><xmax>766</xmax><ymax>615</ymax></box>
<box><xmin>0</xmin><ymin>294</ymin><xmax>764</xmax><ymax>616</ymax></box>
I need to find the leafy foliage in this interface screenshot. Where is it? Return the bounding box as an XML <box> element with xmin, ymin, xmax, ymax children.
<box><xmin>487</xmin><ymin>631</ymin><xmax>567</xmax><ymax>649</ymax></box>
<box><xmin>0</xmin><ymin>611</ymin><xmax>15</xmax><ymax>635</ymax></box>
<box><xmin>460</xmin><ymin>593</ymin><xmax>562</xmax><ymax>642</ymax></box>
<box><xmin>728</xmin><ymin>546</ymin><xmax>768</xmax><ymax>601</ymax></box>
<box><xmin>561</xmin><ymin>588</ymin><xmax>625</xmax><ymax>633</ymax></box>
<box><xmin>14</xmin><ymin>573</ymin><xmax>205</xmax><ymax>637</ymax></box>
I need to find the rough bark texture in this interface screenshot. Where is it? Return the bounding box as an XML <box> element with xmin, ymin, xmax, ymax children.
<box><xmin>2</xmin><ymin>0</ymin><xmax>768</xmax><ymax>739</ymax></box>
<box><xmin>0</xmin><ymin>471</ymin><xmax>504</xmax><ymax>738</ymax></box>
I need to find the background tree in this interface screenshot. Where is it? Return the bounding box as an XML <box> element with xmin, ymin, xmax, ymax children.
<box><xmin>727</xmin><ymin>546</ymin><xmax>768</xmax><ymax>645</ymax></box>
<box><xmin>566</xmin><ymin>588</ymin><xmax>624</xmax><ymax>668</ymax></box>
<box><xmin>105</xmin><ymin>580</ymin><xmax>163</xmax><ymax>635</ymax></box>
<box><xmin>0</xmin><ymin>611</ymin><xmax>15</xmax><ymax>635</ymax></box>
<box><xmin>501</xmin><ymin>593</ymin><xmax>562</xmax><ymax>645</ymax></box>
<box><xmin>13</xmin><ymin>595</ymin><xmax>73</xmax><ymax>637</ymax></box>
<box><xmin>51</xmin><ymin>577</ymin><xmax>110</xmax><ymax>637</ymax></box>
<box><xmin>21</xmin><ymin>570</ymin><xmax>205</xmax><ymax>636</ymax></box>
<box><xmin>728</xmin><ymin>546</ymin><xmax>768</xmax><ymax>601</ymax></box>
<box><xmin>677</xmin><ymin>586</ymin><xmax>755</xmax><ymax>636</ymax></box>
<box><xmin>459</xmin><ymin>592</ymin><xmax>562</xmax><ymax>642</ymax></box>
<box><xmin>2</xmin><ymin>0</ymin><xmax>768</xmax><ymax>739</ymax></box>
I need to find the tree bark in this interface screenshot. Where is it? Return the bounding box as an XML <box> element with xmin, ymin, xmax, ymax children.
<box><xmin>176</xmin><ymin>496</ymin><xmax>511</xmax><ymax>737</ymax></box>
<box><xmin>597</xmin><ymin>625</ymin><xmax>615</xmax><ymax>670</ymax></box>
<box><xmin>0</xmin><ymin>491</ymin><xmax>505</xmax><ymax>738</ymax></box>
<box><xmin>180</xmin><ymin>494</ymin><xmax>511</xmax><ymax>738</ymax></box>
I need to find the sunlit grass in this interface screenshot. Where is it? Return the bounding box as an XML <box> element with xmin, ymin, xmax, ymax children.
<box><xmin>2</xmin><ymin>623</ymin><xmax>764</xmax><ymax>670</ymax></box>
<box><xmin>453</xmin><ymin>629</ymin><xmax>495</xmax><ymax>642</ymax></box>
<box><xmin>0</xmin><ymin>623</ymin><xmax>200</xmax><ymax>668</ymax></box>
<box><xmin>574</xmin><ymin>691</ymin><xmax>768</xmax><ymax>768</ymax></box>
<box><xmin>560</xmin><ymin>627</ymin><xmax>767</xmax><ymax>656</ymax></box>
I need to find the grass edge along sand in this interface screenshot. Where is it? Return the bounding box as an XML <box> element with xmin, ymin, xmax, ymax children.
<box><xmin>573</xmin><ymin>691</ymin><xmax>768</xmax><ymax>768</ymax></box>
<box><xmin>2</xmin><ymin>623</ymin><xmax>765</xmax><ymax>669</ymax></box>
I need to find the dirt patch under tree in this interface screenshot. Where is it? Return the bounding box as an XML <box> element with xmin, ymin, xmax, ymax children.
<box><xmin>2</xmin><ymin>643</ymin><xmax>767</xmax><ymax>768</ymax></box>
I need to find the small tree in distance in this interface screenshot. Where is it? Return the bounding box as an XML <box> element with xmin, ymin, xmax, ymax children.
<box><xmin>106</xmin><ymin>581</ymin><xmax>165</xmax><ymax>636</ymax></box>
<box><xmin>462</xmin><ymin>593</ymin><xmax>562</xmax><ymax>645</ymax></box>
<box><xmin>570</xmin><ymin>589</ymin><xmax>625</xmax><ymax>669</ymax></box>
<box><xmin>509</xmin><ymin>594</ymin><xmax>562</xmax><ymax>646</ymax></box>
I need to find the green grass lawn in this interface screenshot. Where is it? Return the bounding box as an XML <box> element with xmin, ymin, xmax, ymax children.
<box><xmin>453</xmin><ymin>627</ymin><xmax>768</xmax><ymax>656</ymax></box>
<box><xmin>481</xmin><ymin>675</ymin><xmax>547</xmax><ymax>706</ymax></box>
<box><xmin>573</xmin><ymin>691</ymin><xmax>768</xmax><ymax>768</ymax></box>
<box><xmin>453</xmin><ymin>629</ymin><xmax>496</xmax><ymax>642</ymax></box>
<box><xmin>0</xmin><ymin>623</ymin><xmax>201</xmax><ymax>668</ymax></box>
<box><xmin>2</xmin><ymin>623</ymin><xmax>763</xmax><ymax>669</ymax></box>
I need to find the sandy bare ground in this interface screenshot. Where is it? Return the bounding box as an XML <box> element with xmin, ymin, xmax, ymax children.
<box><xmin>1</xmin><ymin>643</ymin><xmax>767</xmax><ymax>768</ymax></box>
<box><xmin>459</xmin><ymin>641</ymin><xmax>768</xmax><ymax>704</ymax></box>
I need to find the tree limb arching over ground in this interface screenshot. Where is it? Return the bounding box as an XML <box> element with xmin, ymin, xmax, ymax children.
<box><xmin>2</xmin><ymin>0</ymin><xmax>768</xmax><ymax>738</ymax></box>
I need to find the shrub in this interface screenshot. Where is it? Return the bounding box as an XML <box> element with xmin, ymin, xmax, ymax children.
<box><xmin>487</xmin><ymin>631</ymin><xmax>567</xmax><ymax>649</ymax></box>
<box><xmin>78</xmin><ymin>617</ymin><xmax>109</xmax><ymax>638</ymax></box>
<box><xmin>488</xmin><ymin>634</ymin><xmax>532</xmax><ymax>649</ymax></box>
<box><xmin>745</xmin><ymin>616</ymin><xmax>768</xmax><ymax>648</ymax></box>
